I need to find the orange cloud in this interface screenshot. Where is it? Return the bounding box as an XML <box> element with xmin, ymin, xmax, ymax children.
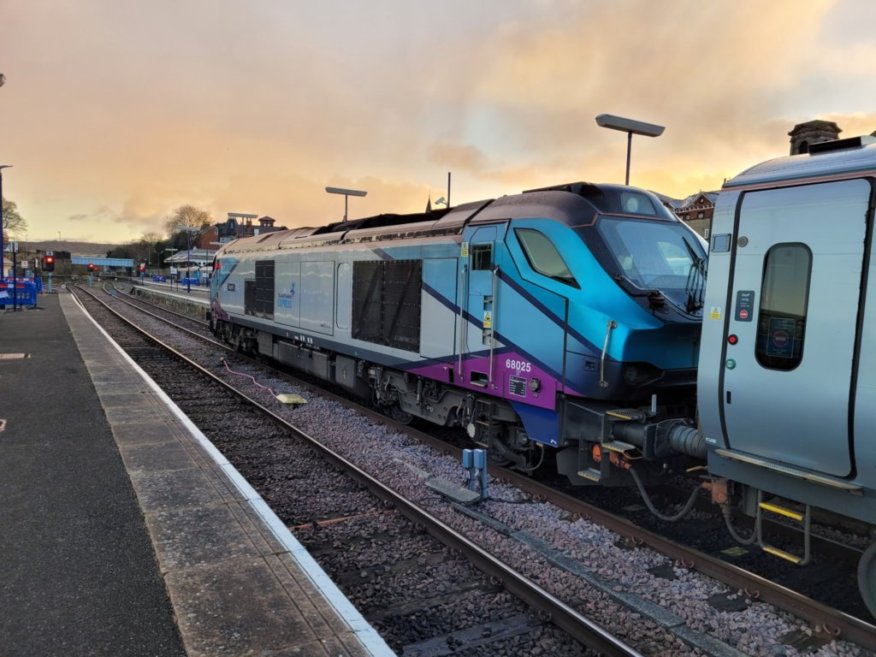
<box><xmin>5</xmin><ymin>0</ymin><xmax>873</xmax><ymax>242</ymax></box>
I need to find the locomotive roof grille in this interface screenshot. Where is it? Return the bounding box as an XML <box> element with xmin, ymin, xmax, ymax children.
<box><xmin>217</xmin><ymin>182</ymin><xmax>679</xmax><ymax>256</ymax></box>
<box><xmin>312</xmin><ymin>207</ymin><xmax>454</xmax><ymax>234</ymax></box>
<box><xmin>808</xmin><ymin>135</ymin><xmax>876</xmax><ymax>155</ymax></box>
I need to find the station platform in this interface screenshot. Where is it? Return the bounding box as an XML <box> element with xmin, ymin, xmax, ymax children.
<box><xmin>127</xmin><ymin>278</ymin><xmax>210</xmax><ymax>307</ymax></box>
<box><xmin>0</xmin><ymin>292</ymin><xmax>394</xmax><ymax>657</ymax></box>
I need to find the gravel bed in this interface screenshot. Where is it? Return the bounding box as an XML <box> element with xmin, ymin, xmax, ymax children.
<box><xmin>114</xmin><ymin>286</ymin><xmax>213</xmax><ymax>336</ymax></box>
<box><xmin>82</xmin><ymin>288</ymin><xmax>875</xmax><ymax>657</ymax></box>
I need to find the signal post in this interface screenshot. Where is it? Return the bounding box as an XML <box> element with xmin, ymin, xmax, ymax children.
<box><xmin>43</xmin><ymin>251</ymin><xmax>55</xmax><ymax>293</ymax></box>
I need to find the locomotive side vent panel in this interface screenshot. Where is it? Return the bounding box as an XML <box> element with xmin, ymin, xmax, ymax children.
<box><xmin>352</xmin><ymin>261</ymin><xmax>383</xmax><ymax>344</ymax></box>
<box><xmin>245</xmin><ymin>259</ymin><xmax>275</xmax><ymax>319</ymax></box>
<box><xmin>352</xmin><ymin>259</ymin><xmax>422</xmax><ymax>352</ymax></box>
<box><xmin>244</xmin><ymin>280</ymin><xmax>256</xmax><ymax>316</ymax></box>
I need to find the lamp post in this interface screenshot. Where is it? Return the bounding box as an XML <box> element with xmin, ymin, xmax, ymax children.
<box><xmin>186</xmin><ymin>231</ymin><xmax>192</xmax><ymax>294</ymax></box>
<box><xmin>595</xmin><ymin>114</ymin><xmax>664</xmax><ymax>185</ymax></box>
<box><xmin>325</xmin><ymin>186</ymin><xmax>367</xmax><ymax>222</ymax></box>
<box><xmin>0</xmin><ymin>165</ymin><xmax>13</xmax><ymax>280</ymax></box>
<box><xmin>10</xmin><ymin>240</ymin><xmax>17</xmax><ymax>311</ymax></box>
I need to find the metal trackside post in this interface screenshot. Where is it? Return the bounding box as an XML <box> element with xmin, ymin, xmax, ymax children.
<box><xmin>462</xmin><ymin>448</ymin><xmax>489</xmax><ymax>500</ymax></box>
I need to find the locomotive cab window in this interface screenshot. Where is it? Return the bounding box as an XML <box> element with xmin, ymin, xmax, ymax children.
<box><xmin>514</xmin><ymin>228</ymin><xmax>578</xmax><ymax>287</ymax></box>
<box><xmin>755</xmin><ymin>243</ymin><xmax>811</xmax><ymax>371</ymax></box>
<box><xmin>471</xmin><ymin>243</ymin><xmax>493</xmax><ymax>270</ymax></box>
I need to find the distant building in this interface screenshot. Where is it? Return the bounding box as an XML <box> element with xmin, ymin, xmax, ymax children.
<box><xmin>671</xmin><ymin>191</ymin><xmax>719</xmax><ymax>237</ymax></box>
<box><xmin>655</xmin><ymin>190</ymin><xmax>717</xmax><ymax>238</ymax></box>
<box><xmin>196</xmin><ymin>213</ymin><xmax>287</xmax><ymax>250</ymax></box>
<box><xmin>788</xmin><ymin>120</ymin><xmax>841</xmax><ymax>155</ymax></box>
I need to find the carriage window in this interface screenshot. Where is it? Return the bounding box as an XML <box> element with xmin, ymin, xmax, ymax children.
<box><xmin>515</xmin><ymin>228</ymin><xmax>577</xmax><ymax>286</ymax></box>
<box><xmin>755</xmin><ymin>244</ymin><xmax>811</xmax><ymax>371</ymax></box>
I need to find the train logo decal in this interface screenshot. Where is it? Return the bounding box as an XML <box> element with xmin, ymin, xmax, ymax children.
<box><xmin>277</xmin><ymin>282</ymin><xmax>297</xmax><ymax>309</ymax></box>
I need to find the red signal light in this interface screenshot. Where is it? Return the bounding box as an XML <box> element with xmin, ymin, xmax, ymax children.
<box><xmin>43</xmin><ymin>255</ymin><xmax>55</xmax><ymax>272</ymax></box>
<box><xmin>728</xmin><ymin>334</ymin><xmax>739</xmax><ymax>345</ymax></box>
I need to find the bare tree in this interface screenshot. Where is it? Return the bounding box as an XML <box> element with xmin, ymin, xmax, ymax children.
<box><xmin>2</xmin><ymin>198</ymin><xmax>27</xmax><ymax>238</ymax></box>
<box><xmin>136</xmin><ymin>231</ymin><xmax>165</xmax><ymax>267</ymax></box>
<box><xmin>164</xmin><ymin>205</ymin><xmax>211</xmax><ymax>236</ymax></box>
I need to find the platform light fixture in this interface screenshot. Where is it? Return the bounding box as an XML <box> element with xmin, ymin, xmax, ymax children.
<box><xmin>595</xmin><ymin>114</ymin><xmax>665</xmax><ymax>185</ymax></box>
<box><xmin>325</xmin><ymin>186</ymin><xmax>367</xmax><ymax>222</ymax></box>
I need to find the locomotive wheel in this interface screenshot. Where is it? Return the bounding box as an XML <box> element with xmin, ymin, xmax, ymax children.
<box><xmin>859</xmin><ymin>542</ymin><xmax>876</xmax><ymax>618</ymax></box>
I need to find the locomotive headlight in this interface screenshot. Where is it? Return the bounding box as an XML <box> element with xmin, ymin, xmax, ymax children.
<box><xmin>529</xmin><ymin>378</ymin><xmax>541</xmax><ymax>392</ymax></box>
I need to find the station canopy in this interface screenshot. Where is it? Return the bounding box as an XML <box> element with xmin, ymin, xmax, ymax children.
<box><xmin>163</xmin><ymin>248</ymin><xmax>216</xmax><ymax>267</ymax></box>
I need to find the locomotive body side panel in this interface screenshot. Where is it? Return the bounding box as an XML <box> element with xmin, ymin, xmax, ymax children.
<box><xmin>419</xmin><ymin>258</ymin><xmax>458</xmax><ymax>359</ymax></box>
<box><xmin>300</xmin><ymin>261</ymin><xmax>335</xmax><ymax>335</ymax></box>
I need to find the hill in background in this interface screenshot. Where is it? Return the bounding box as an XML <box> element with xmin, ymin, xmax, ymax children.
<box><xmin>24</xmin><ymin>240</ymin><xmax>118</xmax><ymax>257</ymax></box>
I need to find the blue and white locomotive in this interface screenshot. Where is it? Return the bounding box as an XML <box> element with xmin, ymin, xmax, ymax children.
<box><xmin>209</xmin><ymin>182</ymin><xmax>708</xmax><ymax>482</ymax></box>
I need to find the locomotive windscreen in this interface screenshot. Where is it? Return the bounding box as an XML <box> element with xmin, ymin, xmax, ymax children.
<box><xmin>594</xmin><ymin>218</ymin><xmax>706</xmax><ymax>310</ymax></box>
<box><xmin>352</xmin><ymin>259</ymin><xmax>422</xmax><ymax>352</ymax></box>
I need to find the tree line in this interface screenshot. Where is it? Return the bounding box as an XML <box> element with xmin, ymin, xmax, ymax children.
<box><xmin>1</xmin><ymin>199</ymin><xmax>214</xmax><ymax>269</ymax></box>
<box><xmin>106</xmin><ymin>205</ymin><xmax>212</xmax><ymax>266</ymax></box>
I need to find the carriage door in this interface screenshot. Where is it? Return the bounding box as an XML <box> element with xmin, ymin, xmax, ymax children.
<box><xmin>463</xmin><ymin>226</ymin><xmax>499</xmax><ymax>389</ymax></box>
<box><xmin>722</xmin><ymin>179</ymin><xmax>870</xmax><ymax>477</ymax></box>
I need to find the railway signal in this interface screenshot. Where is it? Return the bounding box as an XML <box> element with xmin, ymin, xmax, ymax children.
<box><xmin>43</xmin><ymin>254</ymin><xmax>55</xmax><ymax>272</ymax></box>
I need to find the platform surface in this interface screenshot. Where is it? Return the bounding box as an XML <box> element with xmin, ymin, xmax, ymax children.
<box><xmin>127</xmin><ymin>278</ymin><xmax>210</xmax><ymax>307</ymax></box>
<box><xmin>0</xmin><ymin>293</ymin><xmax>394</xmax><ymax>657</ymax></box>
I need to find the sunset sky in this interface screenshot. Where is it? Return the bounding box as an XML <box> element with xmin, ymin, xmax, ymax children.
<box><xmin>3</xmin><ymin>0</ymin><xmax>876</xmax><ymax>243</ymax></box>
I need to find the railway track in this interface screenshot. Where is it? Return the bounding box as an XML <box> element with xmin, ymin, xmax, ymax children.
<box><xmin>76</xmin><ymin>285</ymin><xmax>640</xmax><ymax>656</ymax></box>
<box><xmin>84</xmin><ymin>284</ymin><xmax>876</xmax><ymax>653</ymax></box>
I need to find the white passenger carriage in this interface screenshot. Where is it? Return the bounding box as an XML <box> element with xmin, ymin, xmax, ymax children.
<box><xmin>698</xmin><ymin>136</ymin><xmax>876</xmax><ymax>615</ymax></box>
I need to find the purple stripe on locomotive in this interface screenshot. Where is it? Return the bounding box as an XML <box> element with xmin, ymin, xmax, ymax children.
<box><xmin>407</xmin><ymin>350</ymin><xmax>561</xmax><ymax>411</ymax></box>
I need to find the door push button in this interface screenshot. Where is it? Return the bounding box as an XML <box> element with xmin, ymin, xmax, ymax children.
<box><xmin>735</xmin><ymin>290</ymin><xmax>755</xmax><ymax>322</ymax></box>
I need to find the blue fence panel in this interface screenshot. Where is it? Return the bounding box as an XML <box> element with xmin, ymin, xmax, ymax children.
<box><xmin>0</xmin><ymin>280</ymin><xmax>38</xmax><ymax>308</ymax></box>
